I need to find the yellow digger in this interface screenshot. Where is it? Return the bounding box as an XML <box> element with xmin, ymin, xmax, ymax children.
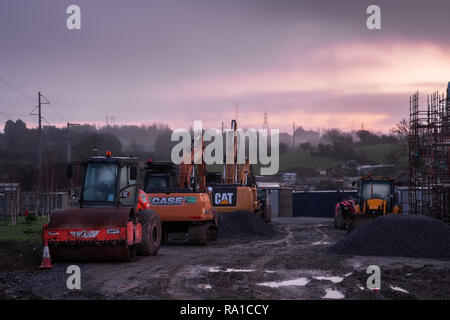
<box><xmin>334</xmin><ymin>176</ymin><xmax>401</xmax><ymax>232</ymax></box>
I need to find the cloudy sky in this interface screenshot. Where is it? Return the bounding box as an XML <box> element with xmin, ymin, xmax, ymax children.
<box><xmin>1</xmin><ymin>0</ymin><xmax>450</xmax><ymax>133</ymax></box>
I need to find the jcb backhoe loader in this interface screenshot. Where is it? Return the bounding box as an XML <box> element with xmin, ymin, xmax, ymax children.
<box><xmin>334</xmin><ymin>176</ymin><xmax>401</xmax><ymax>232</ymax></box>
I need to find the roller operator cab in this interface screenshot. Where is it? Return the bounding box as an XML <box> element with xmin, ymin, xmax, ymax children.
<box><xmin>143</xmin><ymin>160</ymin><xmax>218</xmax><ymax>245</ymax></box>
<box><xmin>43</xmin><ymin>154</ymin><xmax>162</xmax><ymax>262</ymax></box>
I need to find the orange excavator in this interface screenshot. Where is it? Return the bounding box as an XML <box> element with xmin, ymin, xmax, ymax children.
<box><xmin>43</xmin><ymin>153</ymin><xmax>162</xmax><ymax>262</ymax></box>
<box><xmin>142</xmin><ymin>138</ymin><xmax>218</xmax><ymax>245</ymax></box>
<box><xmin>208</xmin><ymin>120</ymin><xmax>271</xmax><ymax>222</ymax></box>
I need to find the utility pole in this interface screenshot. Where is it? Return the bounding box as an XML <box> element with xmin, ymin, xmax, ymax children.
<box><xmin>67</xmin><ymin>122</ymin><xmax>80</xmax><ymax>163</ymax></box>
<box><xmin>30</xmin><ymin>92</ymin><xmax>49</xmax><ymax>214</ymax></box>
<box><xmin>292</xmin><ymin>122</ymin><xmax>296</xmax><ymax>151</ymax></box>
<box><xmin>38</xmin><ymin>92</ymin><xmax>42</xmax><ymax>200</ymax></box>
<box><xmin>229</xmin><ymin>98</ymin><xmax>242</xmax><ymax>123</ymax></box>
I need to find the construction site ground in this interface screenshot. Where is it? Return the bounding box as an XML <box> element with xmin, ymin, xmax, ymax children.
<box><xmin>1</xmin><ymin>217</ymin><xmax>449</xmax><ymax>300</ymax></box>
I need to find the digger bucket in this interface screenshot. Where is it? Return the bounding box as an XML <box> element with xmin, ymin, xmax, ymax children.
<box><xmin>45</xmin><ymin>207</ymin><xmax>138</xmax><ymax>262</ymax></box>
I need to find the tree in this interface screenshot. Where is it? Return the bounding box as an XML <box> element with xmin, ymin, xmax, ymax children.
<box><xmin>323</xmin><ymin>128</ymin><xmax>353</xmax><ymax>145</ymax></box>
<box><xmin>318</xmin><ymin>143</ymin><xmax>332</xmax><ymax>156</ymax></box>
<box><xmin>153</xmin><ymin>127</ymin><xmax>174</xmax><ymax>160</ymax></box>
<box><xmin>3</xmin><ymin>119</ymin><xmax>36</xmax><ymax>161</ymax></box>
<box><xmin>279</xmin><ymin>142</ymin><xmax>290</xmax><ymax>154</ymax></box>
<box><xmin>392</xmin><ymin>118</ymin><xmax>409</xmax><ymax>139</ymax></box>
<box><xmin>299</xmin><ymin>142</ymin><xmax>312</xmax><ymax>151</ymax></box>
<box><xmin>357</xmin><ymin>130</ymin><xmax>380</xmax><ymax>145</ymax></box>
<box><xmin>73</xmin><ymin>132</ymin><xmax>123</xmax><ymax>160</ymax></box>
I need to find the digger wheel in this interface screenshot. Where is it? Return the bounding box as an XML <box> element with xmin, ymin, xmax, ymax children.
<box><xmin>137</xmin><ymin>209</ymin><xmax>161</xmax><ymax>256</ymax></box>
<box><xmin>334</xmin><ymin>208</ymin><xmax>346</xmax><ymax>230</ymax></box>
<box><xmin>208</xmin><ymin>223</ymin><xmax>218</xmax><ymax>242</ymax></box>
<box><xmin>188</xmin><ymin>223</ymin><xmax>216</xmax><ymax>245</ymax></box>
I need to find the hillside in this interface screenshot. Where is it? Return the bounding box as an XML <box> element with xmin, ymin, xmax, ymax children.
<box><xmin>207</xmin><ymin>143</ymin><xmax>407</xmax><ymax>175</ymax></box>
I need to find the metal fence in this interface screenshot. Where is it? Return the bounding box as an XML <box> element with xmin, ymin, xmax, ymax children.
<box><xmin>0</xmin><ymin>183</ymin><xmax>20</xmax><ymax>226</ymax></box>
<box><xmin>21</xmin><ymin>192</ymin><xmax>73</xmax><ymax>216</ymax></box>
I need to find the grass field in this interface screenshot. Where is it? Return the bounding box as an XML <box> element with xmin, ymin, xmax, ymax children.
<box><xmin>278</xmin><ymin>151</ymin><xmax>343</xmax><ymax>171</ymax></box>
<box><xmin>355</xmin><ymin>144</ymin><xmax>391</xmax><ymax>163</ymax></box>
<box><xmin>0</xmin><ymin>216</ymin><xmax>47</xmax><ymax>242</ymax></box>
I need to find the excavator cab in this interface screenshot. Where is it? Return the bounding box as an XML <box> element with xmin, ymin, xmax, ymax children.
<box><xmin>143</xmin><ymin>161</ymin><xmax>184</xmax><ymax>193</ymax></box>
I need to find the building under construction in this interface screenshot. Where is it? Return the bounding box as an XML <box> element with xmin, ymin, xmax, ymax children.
<box><xmin>408</xmin><ymin>82</ymin><xmax>450</xmax><ymax>224</ymax></box>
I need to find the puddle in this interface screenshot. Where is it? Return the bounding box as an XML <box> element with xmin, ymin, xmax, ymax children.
<box><xmin>323</xmin><ymin>288</ymin><xmax>345</xmax><ymax>299</ymax></box>
<box><xmin>257</xmin><ymin>278</ymin><xmax>310</xmax><ymax>288</ymax></box>
<box><xmin>311</xmin><ymin>241</ymin><xmax>330</xmax><ymax>246</ymax></box>
<box><xmin>208</xmin><ymin>267</ymin><xmax>255</xmax><ymax>273</ymax></box>
<box><xmin>313</xmin><ymin>276</ymin><xmax>344</xmax><ymax>283</ymax></box>
<box><xmin>390</xmin><ymin>286</ymin><xmax>409</xmax><ymax>294</ymax></box>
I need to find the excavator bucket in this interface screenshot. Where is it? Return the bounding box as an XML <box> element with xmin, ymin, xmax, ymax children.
<box><xmin>44</xmin><ymin>207</ymin><xmax>139</xmax><ymax>262</ymax></box>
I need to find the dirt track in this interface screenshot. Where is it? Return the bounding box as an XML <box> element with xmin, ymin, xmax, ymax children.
<box><xmin>1</xmin><ymin>217</ymin><xmax>449</xmax><ymax>300</ymax></box>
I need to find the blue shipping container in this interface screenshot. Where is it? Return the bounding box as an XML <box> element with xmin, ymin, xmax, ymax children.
<box><xmin>292</xmin><ymin>191</ymin><xmax>357</xmax><ymax>218</ymax></box>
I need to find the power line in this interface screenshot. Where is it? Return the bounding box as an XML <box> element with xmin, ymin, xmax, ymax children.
<box><xmin>40</xmin><ymin>93</ymin><xmax>67</xmax><ymax>123</ymax></box>
<box><xmin>0</xmin><ymin>113</ymin><xmax>17</xmax><ymax>121</ymax></box>
<box><xmin>42</xmin><ymin>117</ymin><xmax>52</xmax><ymax>126</ymax></box>
<box><xmin>0</xmin><ymin>76</ymin><xmax>36</xmax><ymax>102</ymax></box>
<box><xmin>0</xmin><ymin>110</ymin><xmax>25</xmax><ymax>118</ymax></box>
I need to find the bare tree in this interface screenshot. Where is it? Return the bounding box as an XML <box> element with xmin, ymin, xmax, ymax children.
<box><xmin>392</xmin><ymin>118</ymin><xmax>409</xmax><ymax>139</ymax></box>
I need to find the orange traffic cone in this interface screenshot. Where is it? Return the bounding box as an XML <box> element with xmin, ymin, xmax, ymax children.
<box><xmin>39</xmin><ymin>240</ymin><xmax>53</xmax><ymax>269</ymax></box>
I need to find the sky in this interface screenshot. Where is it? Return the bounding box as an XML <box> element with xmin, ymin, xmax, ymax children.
<box><xmin>1</xmin><ymin>0</ymin><xmax>450</xmax><ymax>133</ymax></box>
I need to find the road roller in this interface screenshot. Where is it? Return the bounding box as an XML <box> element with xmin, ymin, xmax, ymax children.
<box><xmin>42</xmin><ymin>153</ymin><xmax>162</xmax><ymax>262</ymax></box>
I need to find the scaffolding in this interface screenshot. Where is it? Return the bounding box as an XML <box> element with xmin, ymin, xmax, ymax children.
<box><xmin>408</xmin><ymin>82</ymin><xmax>450</xmax><ymax>224</ymax></box>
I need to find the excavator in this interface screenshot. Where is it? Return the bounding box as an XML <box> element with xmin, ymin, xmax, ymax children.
<box><xmin>207</xmin><ymin>120</ymin><xmax>271</xmax><ymax>223</ymax></box>
<box><xmin>142</xmin><ymin>137</ymin><xmax>218</xmax><ymax>245</ymax></box>
<box><xmin>43</xmin><ymin>152</ymin><xmax>162</xmax><ymax>262</ymax></box>
<box><xmin>334</xmin><ymin>176</ymin><xmax>401</xmax><ymax>232</ymax></box>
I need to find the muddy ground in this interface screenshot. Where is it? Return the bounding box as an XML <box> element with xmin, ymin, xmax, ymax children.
<box><xmin>1</xmin><ymin>217</ymin><xmax>449</xmax><ymax>300</ymax></box>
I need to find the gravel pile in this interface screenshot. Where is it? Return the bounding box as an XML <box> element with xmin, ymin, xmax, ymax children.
<box><xmin>330</xmin><ymin>214</ymin><xmax>450</xmax><ymax>260</ymax></box>
<box><xmin>218</xmin><ymin>211</ymin><xmax>275</xmax><ymax>240</ymax></box>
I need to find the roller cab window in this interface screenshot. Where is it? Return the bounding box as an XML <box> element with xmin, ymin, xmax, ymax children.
<box><xmin>82</xmin><ymin>163</ymin><xmax>118</xmax><ymax>203</ymax></box>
